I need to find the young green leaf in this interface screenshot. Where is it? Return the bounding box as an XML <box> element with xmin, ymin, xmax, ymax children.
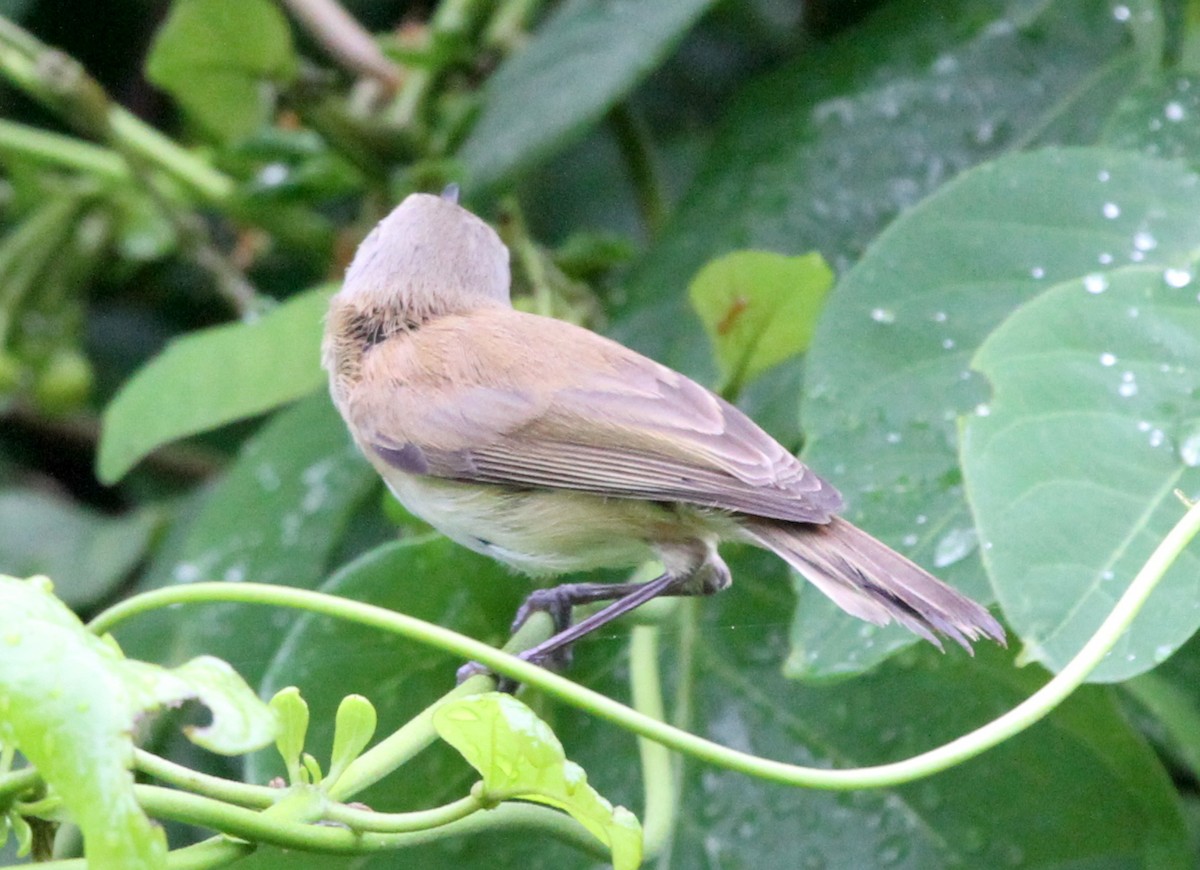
<box><xmin>688</xmin><ymin>250</ymin><xmax>832</xmax><ymax>393</ymax></box>
<box><xmin>433</xmin><ymin>693</ymin><xmax>642</xmax><ymax>870</ymax></box>
<box><xmin>962</xmin><ymin>264</ymin><xmax>1200</xmax><ymax>682</ymax></box>
<box><xmin>145</xmin><ymin>0</ymin><xmax>298</xmax><ymax>143</ymax></box>
<box><xmin>0</xmin><ymin>575</ymin><xmax>276</xmax><ymax>868</ymax></box>
<box><xmin>97</xmin><ymin>286</ymin><xmax>333</xmax><ymax>484</ymax></box>
<box><xmin>270</xmin><ymin>687</ymin><xmax>310</xmax><ymax>785</ymax></box>
<box><xmin>326</xmin><ymin>694</ymin><xmax>377</xmax><ymax>789</ymax></box>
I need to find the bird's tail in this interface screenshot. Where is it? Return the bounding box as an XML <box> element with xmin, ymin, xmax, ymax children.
<box><xmin>740</xmin><ymin>516</ymin><xmax>1005</xmax><ymax>651</ymax></box>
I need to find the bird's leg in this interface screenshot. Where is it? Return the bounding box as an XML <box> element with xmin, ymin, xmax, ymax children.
<box><xmin>456</xmin><ymin>571</ymin><xmax>692</xmax><ymax>685</ymax></box>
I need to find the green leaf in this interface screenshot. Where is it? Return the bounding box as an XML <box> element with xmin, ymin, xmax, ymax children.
<box><xmin>962</xmin><ymin>264</ymin><xmax>1200</xmax><ymax>682</ymax></box>
<box><xmin>326</xmin><ymin>694</ymin><xmax>377</xmax><ymax>788</ymax></box>
<box><xmin>97</xmin><ymin>286</ymin><xmax>333</xmax><ymax>484</ymax></box>
<box><xmin>115</xmin><ymin>395</ymin><xmax>379</xmax><ymax>688</ymax></box>
<box><xmin>791</xmin><ymin>147</ymin><xmax>1200</xmax><ymax>681</ymax></box>
<box><xmin>1101</xmin><ymin>73</ymin><xmax>1200</xmax><ymax>168</ymax></box>
<box><xmin>0</xmin><ymin>487</ymin><xmax>161</xmax><ymax>609</ymax></box>
<box><xmin>458</xmin><ymin>0</ymin><xmax>719</xmax><ymax>193</ymax></box>
<box><xmin>269</xmin><ymin>687</ymin><xmax>309</xmax><ymax>785</ymax></box>
<box><xmin>145</xmin><ymin>0</ymin><xmax>297</xmax><ymax>143</ymax></box>
<box><xmin>615</xmin><ymin>0</ymin><xmax>1138</xmax><ymax>374</ymax></box>
<box><xmin>434</xmin><ymin>693</ymin><xmax>642</xmax><ymax>870</ymax></box>
<box><xmin>249</xmin><ymin>536</ymin><xmax>527</xmax><ymax>791</ymax></box>
<box><xmin>0</xmin><ymin>575</ymin><xmax>275</xmax><ymax>868</ymax></box>
<box><xmin>688</xmin><ymin>250</ymin><xmax>832</xmax><ymax>392</ymax></box>
<box><xmin>250</xmin><ymin>546</ymin><xmax>1189</xmax><ymax>868</ymax></box>
<box><xmin>669</xmin><ymin>551</ymin><xmax>1190</xmax><ymax>869</ymax></box>
<box><xmin>1124</xmin><ymin>670</ymin><xmax>1200</xmax><ymax>783</ymax></box>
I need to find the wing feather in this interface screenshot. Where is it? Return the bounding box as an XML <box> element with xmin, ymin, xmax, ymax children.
<box><xmin>347</xmin><ymin>309</ymin><xmax>842</xmax><ymax>523</ymax></box>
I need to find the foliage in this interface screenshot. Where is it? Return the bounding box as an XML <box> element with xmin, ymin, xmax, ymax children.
<box><xmin>4</xmin><ymin>0</ymin><xmax>1200</xmax><ymax>868</ymax></box>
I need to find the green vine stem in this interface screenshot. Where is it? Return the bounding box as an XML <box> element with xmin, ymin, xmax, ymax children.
<box><xmin>30</xmin><ymin>837</ymin><xmax>254</xmax><ymax>870</ymax></box>
<box><xmin>0</xmin><ymin>119</ymin><xmax>128</xmax><ymax>180</ymax></box>
<box><xmin>86</xmin><ymin>494</ymin><xmax>1200</xmax><ymax>793</ymax></box>
<box><xmin>0</xmin><ymin>16</ymin><xmax>234</xmax><ymax>203</ymax></box>
<box><xmin>630</xmin><ymin>623</ymin><xmax>677</xmax><ymax>860</ymax></box>
<box><xmin>133</xmin><ymin>749</ymin><xmax>276</xmax><ymax>809</ymax></box>
<box><xmin>608</xmin><ymin>102</ymin><xmax>666</xmax><ymax>239</ymax></box>
<box><xmin>31</xmin><ymin>801</ymin><xmax>607</xmax><ymax>869</ymax></box>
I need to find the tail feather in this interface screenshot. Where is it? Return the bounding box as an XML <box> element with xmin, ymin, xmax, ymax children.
<box><xmin>741</xmin><ymin>517</ymin><xmax>1005</xmax><ymax>652</ymax></box>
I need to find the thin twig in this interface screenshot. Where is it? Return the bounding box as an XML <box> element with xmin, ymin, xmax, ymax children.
<box><xmin>280</xmin><ymin>0</ymin><xmax>402</xmax><ymax>91</ymax></box>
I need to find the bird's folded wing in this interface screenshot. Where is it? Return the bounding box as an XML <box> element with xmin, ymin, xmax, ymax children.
<box><xmin>347</xmin><ymin>310</ymin><xmax>842</xmax><ymax>523</ymax></box>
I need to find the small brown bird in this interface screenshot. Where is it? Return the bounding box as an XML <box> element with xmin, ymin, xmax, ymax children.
<box><xmin>322</xmin><ymin>189</ymin><xmax>1004</xmax><ymax>670</ymax></box>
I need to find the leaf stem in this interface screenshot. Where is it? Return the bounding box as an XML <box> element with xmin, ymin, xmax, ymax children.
<box><xmin>281</xmin><ymin>0</ymin><xmax>402</xmax><ymax>90</ymax></box>
<box><xmin>0</xmin><ymin>119</ymin><xmax>128</xmax><ymax>179</ymax></box>
<box><xmin>630</xmin><ymin>625</ymin><xmax>676</xmax><ymax>860</ymax></box>
<box><xmin>88</xmin><ymin>497</ymin><xmax>1200</xmax><ymax>790</ymax></box>
<box><xmin>608</xmin><ymin>102</ymin><xmax>667</xmax><ymax>238</ymax></box>
<box><xmin>133</xmin><ymin>749</ymin><xmax>276</xmax><ymax>808</ymax></box>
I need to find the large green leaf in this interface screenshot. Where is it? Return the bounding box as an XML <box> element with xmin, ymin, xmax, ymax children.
<box><xmin>1102</xmin><ymin>72</ymin><xmax>1200</xmax><ymax>169</ymax></box>
<box><xmin>962</xmin><ymin>264</ymin><xmax>1200</xmax><ymax>681</ymax></box>
<box><xmin>458</xmin><ymin>0</ymin><xmax>719</xmax><ymax>194</ymax></box>
<box><xmin>145</xmin><ymin>0</ymin><xmax>297</xmax><ymax>143</ymax></box>
<box><xmin>0</xmin><ymin>488</ymin><xmax>161</xmax><ymax>609</ymax></box>
<box><xmin>115</xmin><ymin>395</ymin><xmax>379</xmax><ymax>687</ymax></box>
<box><xmin>250</xmin><ymin>545</ymin><xmax>1188</xmax><ymax>868</ymax></box>
<box><xmin>615</xmin><ymin>0</ymin><xmax>1137</xmax><ymax>374</ymax></box>
<box><xmin>249</xmin><ymin>536</ymin><xmax>527</xmax><ymax>790</ymax></box>
<box><xmin>98</xmin><ymin>286</ymin><xmax>332</xmax><ymax>484</ymax></box>
<box><xmin>667</xmin><ymin>550</ymin><xmax>1190</xmax><ymax>869</ymax></box>
<box><xmin>0</xmin><ymin>575</ymin><xmax>275</xmax><ymax>868</ymax></box>
<box><xmin>791</xmin><ymin>147</ymin><xmax>1200</xmax><ymax>680</ymax></box>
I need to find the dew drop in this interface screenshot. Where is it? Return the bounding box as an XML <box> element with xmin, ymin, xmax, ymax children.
<box><xmin>1030</xmin><ymin>266</ymin><xmax>1045</xmax><ymax>279</ymax></box>
<box><xmin>1165</xmin><ymin>101</ymin><xmax>1186</xmax><ymax>122</ymax></box>
<box><xmin>870</xmin><ymin>307</ymin><xmax>897</xmax><ymax>324</ymax></box>
<box><xmin>931</xmin><ymin>310</ymin><xmax>948</xmax><ymax>322</ymax></box>
<box><xmin>1097</xmin><ymin>169</ymin><xmax>1111</xmax><ymax>182</ymax></box>
<box><xmin>1102</xmin><ymin>202</ymin><xmax>1120</xmax><ymax>219</ymax></box>
<box><xmin>1133</xmin><ymin>230</ymin><xmax>1157</xmax><ymax>251</ymax></box>
<box><xmin>974</xmin><ymin>403</ymin><xmax>991</xmax><ymax>417</ymax></box>
<box><xmin>1154</xmin><ymin>644</ymin><xmax>1174</xmax><ymax>663</ymax></box>
<box><xmin>1164</xmin><ymin>267</ymin><xmax>1193</xmax><ymax>288</ymax></box>
<box><xmin>1180</xmin><ymin>430</ymin><xmax>1200</xmax><ymax>466</ymax></box>
<box><xmin>1112</xmin><ymin>4</ymin><xmax>1131</xmax><ymax>20</ymax></box>
<box><xmin>1099</xmin><ymin>352</ymin><xmax>1116</xmax><ymax>367</ymax></box>
<box><xmin>933</xmin><ymin>527</ymin><xmax>979</xmax><ymax>568</ymax></box>
<box><xmin>1083</xmin><ymin>273</ymin><xmax>1109</xmax><ymax>294</ymax></box>
<box><xmin>257</xmin><ymin>162</ymin><xmax>290</xmax><ymax>187</ymax></box>
<box><xmin>1118</xmin><ymin>371</ymin><xmax>1138</xmax><ymax>398</ymax></box>
<box><xmin>942</xmin><ymin>338</ymin><xmax>956</xmax><ymax>350</ymax></box>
